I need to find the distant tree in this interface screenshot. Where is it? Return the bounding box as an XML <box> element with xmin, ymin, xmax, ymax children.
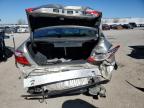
<box><xmin>113</xmin><ymin>18</ymin><xmax>119</xmax><ymax>23</ymax></box>
<box><xmin>17</xmin><ymin>19</ymin><xmax>26</xmax><ymax>25</ymax></box>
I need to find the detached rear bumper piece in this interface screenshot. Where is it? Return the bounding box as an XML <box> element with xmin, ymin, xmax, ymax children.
<box><xmin>24</xmin><ymin>68</ymin><xmax>101</xmax><ymax>88</ymax></box>
<box><xmin>22</xmin><ymin>79</ymin><xmax>109</xmax><ymax>98</ymax></box>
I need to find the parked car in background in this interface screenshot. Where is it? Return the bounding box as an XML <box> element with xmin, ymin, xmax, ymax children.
<box><xmin>102</xmin><ymin>24</ymin><xmax>110</xmax><ymax>30</ymax></box>
<box><xmin>122</xmin><ymin>24</ymin><xmax>133</xmax><ymax>29</ymax></box>
<box><xmin>116</xmin><ymin>25</ymin><xmax>123</xmax><ymax>30</ymax></box>
<box><xmin>15</xmin><ymin>4</ymin><xmax>120</xmax><ymax>99</ymax></box>
<box><xmin>4</xmin><ymin>26</ymin><xmax>16</xmax><ymax>33</ymax></box>
<box><xmin>110</xmin><ymin>24</ymin><xmax>123</xmax><ymax>30</ymax></box>
<box><xmin>0</xmin><ymin>27</ymin><xmax>5</xmax><ymax>31</ymax></box>
<box><xmin>129</xmin><ymin>22</ymin><xmax>137</xmax><ymax>28</ymax></box>
<box><xmin>16</xmin><ymin>26</ymin><xmax>29</xmax><ymax>33</ymax></box>
<box><xmin>110</xmin><ymin>24</ymin><xmax>117</xmax><ymax>29</ymax></box>
<box><xmin>139</xmin><ymin>24</ymin><xmax>144</xmax><ymax>27</ymax></box>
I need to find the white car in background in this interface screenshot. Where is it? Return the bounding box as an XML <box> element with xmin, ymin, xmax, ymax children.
<box><xmin>16</xmin><ymin>26</ymin><xmax>29</xmax><ymax>33</ymax></box>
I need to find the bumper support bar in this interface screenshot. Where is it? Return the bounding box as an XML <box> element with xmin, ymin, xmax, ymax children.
<box><xmin>21</xmin><ymin>79</ymin><xmax>109</xmax><ymax>98</ymax></box>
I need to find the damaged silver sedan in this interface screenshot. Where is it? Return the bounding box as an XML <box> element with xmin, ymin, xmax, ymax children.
<box><xmin>14</xmin><ymin>4</ymin><xmax>120</xmax><ymax>99</ymax></box>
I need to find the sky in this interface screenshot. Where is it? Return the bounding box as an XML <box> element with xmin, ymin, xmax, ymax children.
<box><xmin>0</xmin><ymin>0</ymin><xmax>144</xmax><ymax>24</ymax></box>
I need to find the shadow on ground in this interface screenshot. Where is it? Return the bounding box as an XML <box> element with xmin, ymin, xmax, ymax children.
<box><xmin>128</xmin><ymin>46</ymin><xmax>144</xmax><ymax>59</ymax></box>
<box><xmin>0</xmin><ymin>46</ymin><xmax>14</xmax><ymax>62</ymax></box>
<box><xmin>126</xmin><ymin>80</ymin><xmax>144</xmax><ymax>93</ymax></box>
<box><xmin>62</xmin><ymin>99</ymin><xmax>98</xmax><ymax>108</ymax></box>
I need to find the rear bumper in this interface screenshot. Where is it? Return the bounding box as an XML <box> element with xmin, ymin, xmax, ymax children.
<box><xmin>24</xmin><ymin>68</ymin><xmax>102</xmax><ymax>88</ymax></box>
<box><xmin>22</xmin><ymin>79</ymin><xmax>109</xmax><ymax>98</ymax></box>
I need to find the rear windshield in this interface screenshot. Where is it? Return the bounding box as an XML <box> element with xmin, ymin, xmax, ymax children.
<box><xmin>34</xmin><ymin>26</ymin><xmax>97</xmax><ymax>38</ymax></box>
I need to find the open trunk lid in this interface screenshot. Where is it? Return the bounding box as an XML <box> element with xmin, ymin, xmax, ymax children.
<box><xmin>25</xmin><ymin>4</ymin><xmax>102</xmax><ymax>32</ymax></box>
<box><xmin>24</xmin><ymin>4</ymin><xmax>103</xmax><ymax>66</ymax></box>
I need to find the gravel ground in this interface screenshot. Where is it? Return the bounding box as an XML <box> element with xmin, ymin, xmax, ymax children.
<box><xmin>0</xmin><ymin>28</ymin><xmax>144</xmax><ymax>108</ymax></box>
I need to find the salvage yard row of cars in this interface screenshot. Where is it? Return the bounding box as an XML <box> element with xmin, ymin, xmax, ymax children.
<box><xmin>1</xmin><ymin>21</ymin><xmax>143</xmax><ymax>33</ymax></box>
<box><xmin>13</xmin><ymin>4</ymin><xmax>120</xmax><ymax>99</ymax></box>
<box><xmin>102</xmin><ymin>22</ymin><xmax>144</xmax><ymax>30</ymax></box>
<box><xmin>0</xmin><ymin>26</ymin><xmax>29</xmax><ymax>33</ymax></box>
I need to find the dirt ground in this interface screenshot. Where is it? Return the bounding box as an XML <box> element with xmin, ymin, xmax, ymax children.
<box><xmin>0</xmin><ymin>28</ymin><xmax>144</xmax><ymax>108</ymax></box>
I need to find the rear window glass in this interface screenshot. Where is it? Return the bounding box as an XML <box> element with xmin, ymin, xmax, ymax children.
<box><xmin>53</xmin><ymin>8</ymin><xmax>59</xmax><ymax>13</ymax></box>
<box><xmin>34</xmin><ymin>27</ymin><xmax>97</xmax><ymax>38</ymax></box>
<box><xmin>67</xmin><ymin>10</ymin><xmax>73</xmax><ymax>14</ymax></box>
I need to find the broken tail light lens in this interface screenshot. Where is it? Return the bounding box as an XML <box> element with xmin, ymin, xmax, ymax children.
<box><xmin>87</xmin><ymin>56</ymin><xmax>96</xmax><ymax>63</ymax></box>
<box><xmin>15</xmin><ymin>50</ymin><xmax>30</xmax><ymax>65</ymax></box>
<box><xmin>88</xmin><ymin>53</ymin><xmax>107</xmax><ymax>63</ymax></box>
<box><xmin>87</xmin><ymin>55</ymin><xmax>103</xmax><ymax>64</ymax></box>
<box><xmin>87</xmin><ymin>45</ymin><xmax>120</xmax><ymax>63</ymax></box>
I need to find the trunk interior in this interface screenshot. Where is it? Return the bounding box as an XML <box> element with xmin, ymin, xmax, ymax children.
<box><xmin>27</xmin><ymin>39</ymin><xmax>97</xmax><ymax>65</ymax></box>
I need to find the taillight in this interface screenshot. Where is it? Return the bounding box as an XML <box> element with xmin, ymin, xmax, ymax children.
<box><xmin>86</xmin><ymin>10</ymin><xmax>100</xmax><ymax>17</ymax></box>
<box><xmin>15</xmin><ymin>50</ymin><xmax>30</xmax><ymax>65</ymax></box>
<box><xmin>87</xmin><ymin>56</ymin><xmax>102</xmax><ymax>64</ymax></box>
<box><xmin>87</xmin><ymin>53</ymin><xmax>107</xmax><ymax>64</ymax></box>
<box><xmin>87</xmin><ymin>56</ymin><xmax>96</xmax><ymax>63</ymax></box>
<box><xmin>87</xmin><ymin>45</ymin><xmax>120</xmax><ymax>63</ymax></box>
<box><xmin>25</xmin><ymin>8</ymin><xmax>33</xmax><ymax>13</ymax></box>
